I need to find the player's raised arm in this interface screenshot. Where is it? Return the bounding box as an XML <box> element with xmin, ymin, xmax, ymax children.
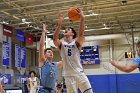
<box><xmin>111</xmin><ymin>60</ymin><xmax>138</xmax><ymax>72</ymax></box>
<box><xmin>76</xmin><ymin>8</ymin><xmax>85</xmax><ymax>47</ymax></box>
<box><xmin>39</xmin><ymin>24</ymin><xmax>48</xmax><ymax>67</ymax></box>
<box><xmin>53</xmin><ymin>14</ymin><xmax>63</xmax><ymax>49</ymax></box>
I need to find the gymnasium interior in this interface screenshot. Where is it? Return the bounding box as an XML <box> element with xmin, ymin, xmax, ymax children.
<box><xmin>0</xmin><ymin>0</ymin><xmax>140</xmax><ymax>93</ymax></box>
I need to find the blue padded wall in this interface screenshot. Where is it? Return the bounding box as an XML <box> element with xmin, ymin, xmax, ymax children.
<box><xmin>78</xmin><ymin>73</ymin><xmax>140</xmax><ymax>93</ymax></box>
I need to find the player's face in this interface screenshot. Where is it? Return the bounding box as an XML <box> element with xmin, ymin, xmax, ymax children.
<box><xmin>45</xmin><ymin>50</ymin><xmax>53</xmax><ymax>58</ymax></box>
<box><xmin>136</xmin><ymin>45</ymin><xmax>140</xmax><ymax>56</ymax></box>
<box><xmin>64</xmin><ymin>28</ymin><xmax>74</xmax><ymax>38</ymax></box>
<box><xmin>31</xmin><ymin>73</ymin><xmax>35</xmax><ymax>77</ymax></box>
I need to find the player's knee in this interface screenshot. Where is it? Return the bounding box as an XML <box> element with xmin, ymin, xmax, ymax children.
<box><xmin>83</xmin><ymin>88</ymin><xmax>93</xmax><ymax>93</ymax></box>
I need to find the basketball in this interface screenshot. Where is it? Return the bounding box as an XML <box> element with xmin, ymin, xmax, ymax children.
<box><xmin>68</xmin><ymin>7</ymin><xmax>80</xmax><ymax>21</ymax></box>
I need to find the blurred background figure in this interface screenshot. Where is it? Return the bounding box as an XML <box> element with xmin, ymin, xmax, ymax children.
<box><xmin>27</xmin><ymin>71</ymin><xmax>40</xmax><ymax>93</ymax></box>
<box><xmin>0</xmin><ymin>78</ymin><xmax>4</xmax><ymax>93</ymax></box>
<box><xmin>55</xmin><ymin>80</ymin><xmax>59</xmax><ymax>93</ymax></box>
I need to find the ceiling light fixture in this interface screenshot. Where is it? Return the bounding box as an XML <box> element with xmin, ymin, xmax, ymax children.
<box><xmin>47</xmin><ymin>33</ymin><xmax>53</xmax><ymax>36</ymax></box>
<box><xmin>85</xmin><ymin>27</ymin><xmax>110</xmax><ymax>32</ymax></box>
<box><xmin>85</xmin><ymin>13</ymin><xmax>99</xmax><ymax>17</ymax></box>
<box><xmin>103</xmin><ymin>23</ymin><xmax>110</xmax><ymax>29</ymax></box>
<box><xmin>22</xmin><ymin>18</ymin><xmax>26</xmax><ymax>22</ymax></box>
<box><xmin>87</xmin><ymin>10</ymin><xmax>99</xmax><ymax>16</ymax></box>
<box><xmin>21</xmin><ymin>18</ymin><xmax>32</xmax><ymax>24</ymax></box>
<box><xmin>100</xmin><ymin>23</ymin><xmax>110</xmax><ymax>29</ymax></box>
<box><xmin>34</xmin><ymin>26</ymin><xmax>40</xmax><ymax>30</ymax></box>
<box><xmin>0</xmin><ymin>21</ymin><xmax>9</xmax><ymax>24</ymax></box>
<box><xmin>47</xmin><ymin>32</ymin><xmax>50</xmax><ymax>34</ymax></box>
<box><xmin>64</xmin><ymin>13</ymin><xmax>99</xmax><ymax>19</ymax></box>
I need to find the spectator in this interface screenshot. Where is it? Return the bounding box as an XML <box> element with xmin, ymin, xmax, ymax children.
<box><xmin>27</xmin><ymin>71</ymin><xmax>40</xmax><ymax>93</ymax></box>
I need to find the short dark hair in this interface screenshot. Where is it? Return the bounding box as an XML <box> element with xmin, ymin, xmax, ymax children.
<box><xmin>136</xmin><ymin>41</ymin><xmax>140</xmax><ymax>47</ymax></box>
<box><xmin>44</xmin><ymin>48</ymin><xmax>53</xmax><ymax>54</ymax></box>
<box><xmin>29</xmin><ymin>71</ymin><xmax>36</xmax><ymax>76</ymax></box>
<box><xmin>69</xmin><ymin>27</ymin><xmax>77</xmax><ymax>39</ymax></box>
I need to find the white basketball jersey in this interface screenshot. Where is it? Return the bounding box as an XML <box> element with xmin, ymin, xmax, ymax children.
<box><xmin>60</xmin><ymin>40</ymin><xmax>84</xmax><ymax>76</ymax></box>
<box><xmin>29</xmin><ymin>77</ymin><xmax>38</xmax><ymax>93</ymax></box>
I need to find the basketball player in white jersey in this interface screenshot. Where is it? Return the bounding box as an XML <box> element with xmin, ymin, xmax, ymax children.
<box><xmin>27</xmin><ymin>71</ymin><xmax>40</xmax><ymax>93</ymax></box>
<box><xmin>53</xmin><ymin>8</ymin><xmax>93</xmax><ymax>93</ymax></box>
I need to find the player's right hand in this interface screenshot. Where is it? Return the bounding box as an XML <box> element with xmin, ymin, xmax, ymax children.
<box><xmin>43</xmin><ymin>24</ymin><xmax>48</xmax><ymax>33</ymax></box>
<box><xmin>58</xmin><ymin>14</ymin><xmax>63</xmax><ymax>24</ymax></box>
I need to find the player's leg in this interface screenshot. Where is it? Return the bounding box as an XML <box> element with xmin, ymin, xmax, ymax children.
<box><xmin>38</xmin><ymin>88</ymin><xmax>49</xmax><ymax>93</ymax></box>
<box><xmin>78</xmin><ymin>74</ymin><xmax>93</xmax><ymax>93</ymax></box>
<box><xmin>50</xmin><ymin>89</ymin><xmax>54</xmax><ymax>93</ymax></box>
<box><xmin>65</xmin><ymin>76</ymin><xmax>78</xmax><ymax>93</ymax></box>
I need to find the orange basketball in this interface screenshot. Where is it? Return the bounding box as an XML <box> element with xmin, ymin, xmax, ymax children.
<box><xmin>68</xmin><ymin>7</ymin><xmax>80</xmax><ymax>21</ymax></box>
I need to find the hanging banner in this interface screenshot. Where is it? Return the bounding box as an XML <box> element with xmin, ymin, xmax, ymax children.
<box><xmin>0</xmin><ymin>74</ymin><xmax>11</xmax><ymax>84</ymax></box>
<box><xmin>3</xmin><ymin>24</ymin><xmax>13</xmax><ymax>37</ymax></box>
<box><xmin>16</xmin><ymin>29</ymin><xmax>25</xmax><ymax>42</ymax></box>
<box><xmin>26</xmin><ymin>33</ymin><xmax>34</xmax><ymax>45</ymax></box>
<box><xmin>21</xmin><ymin>47</ymin><xmax>26</xmax><ymax>68</ymax></box>
<box><xmin>15</xmin><ymin>44</ymin><xmax>21</xmax><ymax>68</ymax></box>
<box><xmin>2</xmin><ymin>41</ymin><xmax>10</xmax><ymax>66</ymax></box>
<box><xmin>15</xmin><ymin>75</ymin><xmax>28</xmax><ymax>84</ymax></box>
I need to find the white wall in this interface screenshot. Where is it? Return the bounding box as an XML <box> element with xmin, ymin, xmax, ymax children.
<box><xmin>83</xmin><ymin>60</ymin><xmax>139</xmax><ymax>75</ymax></box>
<box><xmin>81</xmin><ymin>33</ymin><xmax>140</xmax><ymax>76</ymax></box>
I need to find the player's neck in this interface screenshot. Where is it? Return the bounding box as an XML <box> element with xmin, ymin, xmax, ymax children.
<box><xmin>47</xmin><ymin>58</ymin><xmax>53</xmax><ymax>63</ymax></box>
<box><xmin>31</xmin><ymin>76</ymin><xmax>35</xmax><ymax>79</ymax></box>
<box><xmin>66</xmin><ymin>37</ymin><xmax>73</xmax><ymax>43</ymax></box>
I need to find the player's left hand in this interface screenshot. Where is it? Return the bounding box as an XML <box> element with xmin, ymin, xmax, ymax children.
<box><xmin>76</xmin><ymin>8</ymin><xmax>84</xmax><ymax>18</ymax></box>
<box><xmin>42</xmin><ymin>24</ymin><xmax>48</xmax><ymax>33</ymax></box>
<box><xmin>58</xmin><ymin>14</ymin><xmax>64</xmax><ymax>25</ymax></box>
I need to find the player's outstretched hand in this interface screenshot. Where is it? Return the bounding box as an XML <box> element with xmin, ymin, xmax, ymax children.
<box><xmin>43</xmin><ymin>24</ymin><xmax>48</xmax><ymax>33</ymax></box>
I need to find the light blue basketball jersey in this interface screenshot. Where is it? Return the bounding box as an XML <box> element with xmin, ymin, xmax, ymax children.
<box><xmin>133</xmin><ymin>56</ymin><xmax>140</xmax><ymax>68</ymax></box>
<box><xmin>40</xmin><ymin>61</ymin><xmax>57</xmax><ymax>89</ymax></box>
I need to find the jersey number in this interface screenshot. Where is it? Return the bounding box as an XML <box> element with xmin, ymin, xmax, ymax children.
<box><xmin>68</xmin><ymin>49</ymin><xmax>72</xmax><ymax>56</ymax></box>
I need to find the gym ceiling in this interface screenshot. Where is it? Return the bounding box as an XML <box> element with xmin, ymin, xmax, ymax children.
<box><xmin>0</xmin><ymin>0</ymin><xmax>140</xmax><ymax>40</ymax></box>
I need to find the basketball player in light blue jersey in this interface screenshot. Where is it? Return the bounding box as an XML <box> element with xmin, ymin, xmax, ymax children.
<box><xmin>38</xmin><ymin>24</ymin><xmax>62</xmax><ymax>93</ymax></box>
<box><xmin>53</xmin><ymin>8</ymin><xmax>93</xmax><ymax>93</ymax></box>
<box><xmin>111</xmin><ymin>41</ymin><xmax>140</xmax><ymax>72</ymax></box>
